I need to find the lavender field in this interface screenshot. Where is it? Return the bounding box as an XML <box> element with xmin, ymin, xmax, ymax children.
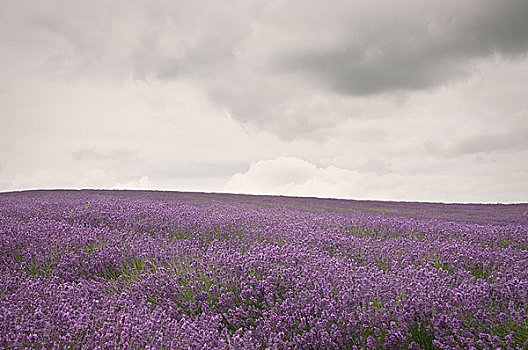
<box><xmin>1</xmin><ymin>190</ymin><xmax>527</xmax><ymax>349</ymax></box>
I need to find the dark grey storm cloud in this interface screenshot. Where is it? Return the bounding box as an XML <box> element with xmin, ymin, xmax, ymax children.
<box><xmin>275</xmin><ymin>0</ymin><xmax>528</xmax><ymax>96</ymax></box>
<box><xmin>4</xmin><ymin>0</ymin><xmax>526</xmax><ymax>139</ymax></box>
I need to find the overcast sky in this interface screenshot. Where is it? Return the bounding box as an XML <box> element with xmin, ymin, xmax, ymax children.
<box><xmin>1</xmin><ymin>0</ymin><xmax>527</xmax><ymax>203</ymax></box>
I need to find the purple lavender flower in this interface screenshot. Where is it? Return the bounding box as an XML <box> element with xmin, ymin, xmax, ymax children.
<box><xmin>0</xmin><ymin>190</ymin><xmax>527</xmax><ymax>348</ymax></box>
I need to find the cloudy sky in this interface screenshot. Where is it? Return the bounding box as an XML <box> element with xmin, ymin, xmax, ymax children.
<box><xmin>1</xmin><ymin>0</ymin><xmax>527</xmax><ymax>203</ymax></box>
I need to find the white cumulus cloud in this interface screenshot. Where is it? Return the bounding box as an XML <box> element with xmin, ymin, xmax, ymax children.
<box><xmin>113</xmin><ymin>176</ymin><xmax>152</xmax><ymax>190</ymax></box>
<box><xmin>224</xmin><ymin>157</ymin><xmax>400</xmax><ymax>200</ymax></box>
<box><xmin>223</xmin><ymin>157</ymin><xmax>527</xmax><ymax>203</ymax></box>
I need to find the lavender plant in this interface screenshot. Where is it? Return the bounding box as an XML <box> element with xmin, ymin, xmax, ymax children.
<box><xmin>0</xmin><ymin>190</ymin><xmax>527</xmax><ymax>349</ymax></box>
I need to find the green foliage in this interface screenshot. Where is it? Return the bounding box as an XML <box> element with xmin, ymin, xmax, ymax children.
<box><xmin>405</xmin><ymin>322</ymin><xmax>436</xmax><ymax>350</ymax></box>
<box><xmin>146</xmin><ymin>295</ymin><xmax>160</xmax><ymax>309</ymax></box>
<box><xmin>24</xmin><ymin>258</ymin><xmax>57</xmax><ymax>278</ymax></box>
<box><xmin>14</xmin><ymin>251</ymin><xmax>23</xmax><ymax>264</ymax></box>
<box><xmin>376</xmin><ymin>255</ymin><xmax>392</xmax><ymax>271</ymax></box>
<box><xmin>98</xmin><ymin>256</ymin><xmax>145</xmax><ymax>282</ymax></box>
<box><xmin>98</xmin><ymin>265</ymin><xmax>121</xmax><ymax>281</ymax></box>
<box><xmin>470</xmin><ymin>266</ymin><xmax>492</xmax><ymax>280</ymax></box>
<box><xmin>370</xmin><ymin>298</ymin><xmax>384</xmax><ymax>312</ymax></box>
<box><xmin>276</xmin><ymin>235</ymin><xmax>287</xmax><ymax>246</ymax></box>
<box><xmin>83</xmin><ymin>241</ymin><xmax>105</xmax><ymax>256</ymax></box>
<box><xmin>499</xmin><ymin>239</ymin><xmax>527</xmax><ymax>251</ymax></box>
<box><xmin>168</xmin><ymin>229</ymin><xmax>191</xmax><ymax>241</ymax></box>
<box><xmin>493</xmin><ymin>319</ymin><xmax>528</xmax><ymax>347</ymax></box>
<box><xmin>361</xmin><ymin>326</ymin><xmax>387</xmax><ymax>348</ymax></box>
<box><xmin>326</xmin><ymin>246</ymin><xmax>336</xmax><ymax>257</ymax></box>
<box><xmin>465</xmin><ymin>314</ymin><xmax>528</xmax><ymax>348</ymax></box>
<box><xmin>432</xmin><ymin>258</ymin><xmax>454</xmax><ymax>274</ymax></box>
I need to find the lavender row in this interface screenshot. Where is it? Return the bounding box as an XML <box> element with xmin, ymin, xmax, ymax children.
<box><xmin>1</xmin><ymin>190</ymin><xmax>527</xmax><ymax>349</ymax></box>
